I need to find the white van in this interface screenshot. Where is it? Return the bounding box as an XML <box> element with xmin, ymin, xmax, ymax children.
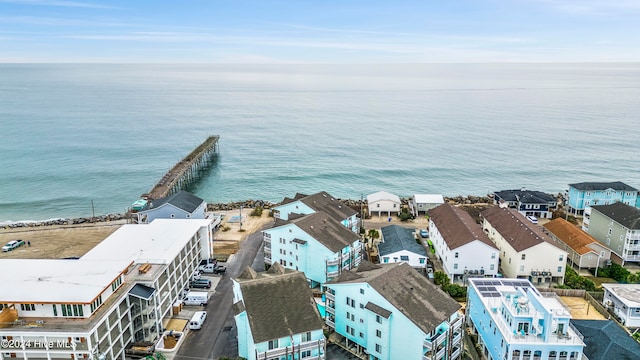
<box><xmin>183</xmin><ymin>291</ymin><xmax>209</xmax><ymax>306</ymax></box>
<box><xmin>189</xmin><ymin>311</ymin><xmax>207</xmax><ymax>330</ymax></box>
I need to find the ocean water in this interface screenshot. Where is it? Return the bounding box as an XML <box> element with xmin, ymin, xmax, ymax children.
<box><xmin>1</xmin><ymin>63</ymin><xmax>640</xmax><ymax>223</ymax></box>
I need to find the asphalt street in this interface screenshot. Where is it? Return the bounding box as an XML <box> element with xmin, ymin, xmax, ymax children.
<box><xmin>173</xmin><ymin>227</ymin><xmax>267</xmax><ymax>360</ymax></box>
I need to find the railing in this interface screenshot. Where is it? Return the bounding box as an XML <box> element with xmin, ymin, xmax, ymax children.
<box><xmin>325</xmin><ymin>291</ymin><xmax>335</xmax><ymax>301</ymax></box>
<box><xmin>326</xmin><ymin>258</ymin><xmax>340</xmax><ymax>266</ymax></box>
<box><xmin>326</xmin><ymin>318</ymin><xmax>335</xmax><ymax>328</ymax></box>
<box><xmin>436</xmin><ymin>346</ymin><xmax>446</xmax><ymax>359</ymax></box>
<box><xmin>263</xmin><ymin>236</ymin><xmax>271</xmax><ymax>244</ymax></box>
<box><xmin>451</xmin><ymin>316</ymin><xmax>463</xmax><ymax>331</ymax></box>
<box><xmin>451</xmin><ymin>346</ymin><xmax>461</xmax><ymax>359</ymax></box>
<box><xmin>423</xmin><ymin>339</ymin><xmax>433</xmax><ymax>350</ymax></box>
<box><xmin>327</xmin><ymin>270</ymin><xmax>340</xmax><ymax>278</ymax></box>
<box><xmin>326</xmin><ymin>306</ymin><xmax>335</xmax><ymax>315</ymax></box>
<box><xmin>255</xmin><ymin>339</ymin><xmax>325</xmax><ymax>360</ymax></box>
<box><xmin>342</xmin><ymin>252</ymin><xmax>351</xmax><ymax>260</ymax></box>
<box><xmin>623</xmin><ymin>254</ymin><xmax>640</xmax><ymax>261</ymax></box>
<box><xmin>452</xmin><ymin>332</ymin><xmax>462</xmax><ymax>345</ymax></box>
<box><xmin>436</xmin><ymin>332</ymin><xmax>447</xmax><ymax>347</ymax></box>
<box><xmin>264</xmin><ymin>256</ymin><xmax>272</xmax><ymax>265</ymax></box>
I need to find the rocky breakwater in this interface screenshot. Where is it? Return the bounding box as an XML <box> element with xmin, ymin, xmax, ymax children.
<box><xmin>2</xmin><ymin>213</ymin><xmax>128</xmax><ymax>230</ymax></box>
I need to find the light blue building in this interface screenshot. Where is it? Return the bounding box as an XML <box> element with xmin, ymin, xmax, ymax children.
<box><xmin>467</xmin><ymin>278</ymin><xmax>585</xmax><ymax>360</ymax></box>
<box><xmin>232</xmin><ymin>263</ymin><xmax>326</xmax><ymax>360</ymax></box>
<box><xmin>135</xmin><ymin>190</ymin><xmax>207</xmax><ymax>223</ymax></box>
<box><xmin>273</xmin><ymin>191</ymin><xmax>360</xmax><ymax>233</ymax></box>
<box><xmin>264</xmin><ymin>211</ymin><xmax>362</xmax><ymax>288</ymax></box>
<box><xmin>325</xmin><ymin>262</ymin><xmax>463</xmax><ymax>360</ymax></box>
<box><xmin>567</xmin><ymin>181</ymin><xmax>638</xmax><ymax>216</ymax></box>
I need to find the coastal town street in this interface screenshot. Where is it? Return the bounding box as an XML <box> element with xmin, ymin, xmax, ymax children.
<box><xmin>174</xmin><ymin>226</ymin><xmax>267</xmax><ymax>360</ymax></box>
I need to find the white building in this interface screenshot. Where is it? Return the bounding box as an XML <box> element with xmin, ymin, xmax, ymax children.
<box><xmin>481</xmin><ymin>207</ymin><xmax>567</xmax><ymax>286</ymax></box>
<box><xmin>377</xmin><ymin>225</ymin><xmax>428</xmax><ymax>271</ymax></box>
<box><xmin>428</xmin><ymin>203</ymin><xmax>499</xmax><ymax>282</ymax></box>
<box><xmin>411</xmin><ymin>194</ymin><xmax>444</xmax><ymax>216</ymax></box>
<box><xmin>602</xmin><ymin>283</ymin><xmax>640</xmax><ymax>328</ymax></box>
<box><xmin>367</xmin><ymin>191</ymin><xmax>401</xmax><ymax>217</ymax></box>
<box><xmin>0</xmin><ymin>219</ymin><xmax>212</xmax><ymax>360</ymax></box>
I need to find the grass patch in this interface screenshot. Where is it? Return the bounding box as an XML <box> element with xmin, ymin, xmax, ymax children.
<box><xmin>585</xmin><ymin>276</ymin><xmax>616</xmax><ymax>290</ymax></box>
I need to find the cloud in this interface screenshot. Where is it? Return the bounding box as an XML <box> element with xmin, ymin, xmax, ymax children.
<box><xmin>535</xmin><ymin>0</ymin><xmax>640</xmax><ymax>15</ymax></box>
<box><xmin>0</xmin><ymin>0</ymin><xmax>118</xmax><ymax>9</ymax></box>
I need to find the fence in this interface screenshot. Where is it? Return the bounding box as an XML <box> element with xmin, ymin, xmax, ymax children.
<box><xmin>538</xmin><ymin>288</ymin><xmax>586</xmax><ymax>297</ymax></box>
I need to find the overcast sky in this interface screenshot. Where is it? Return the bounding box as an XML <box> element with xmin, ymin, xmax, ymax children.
<box><xmin>1</xmin><ymin>0</ymin><xmax>639</xmax><ymax>63</ymax></box>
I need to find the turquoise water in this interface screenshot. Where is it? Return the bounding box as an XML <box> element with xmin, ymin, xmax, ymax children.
<box><xmin>1</xmin><ymin>63</ymin><xmax>640</xmax><ymax>222</ymax></box>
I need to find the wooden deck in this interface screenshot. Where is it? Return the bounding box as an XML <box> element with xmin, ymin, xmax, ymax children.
<box><xmin>144</xmin><ymin>135</ymin><xmax>219</xmax><ymax>200</ymax></box>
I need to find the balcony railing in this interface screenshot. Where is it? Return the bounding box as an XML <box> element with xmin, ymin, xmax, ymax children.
<box><xmin>263</xmin><ymin>236</ymin><xmax>271</xmax><ymax>243</ymax></box>
<box><xmin>325</xmin><ymin>291</ymin><xmax>335</xmax><ymax>301</ymax></box>
<box><xmin>326</xmin><ymin>318</ymin><xmax>335</xmax><ymax>328</ymax></box>
<box><xmin>451</xmin><ymin>316</ymin><xmax>463</xmax><ymax>331</ymax></box>
<box><xmin>625</xmin><ymin>243</ymin><xmax>640</xmax><ymax>250</ymax></box>
<box><xmin>623</xmin><ymin>254</ymin><xmax>640</xmax><ymax>261</ymax></box>
<box><xmin>436</xmin><ymin>347</ymin><xmax>446</xmax><ymax>359</ymax></box>
<box><xmin>326</xmin><ymin>306</ymin><xmax>335</xmax><ymax>315</ymax></box>
<box><xmin>452</xmin><ymin>332</ymin><xmax>462</xmax><ymax>345</ymax></box>
<box><xmin>327</xmin><ymin>270</ymin><xmax>340</xmax><ymax>278</ymax></box>
<box><xmin>451</xmin><ymin>346</ymin><xmax>461</xmax><ymax>359</ymax></box>
<box><xmin>423</xmin><ymin>339</ymin><xmax>433</xmax><ymax>351</ymax></box>
<box><xmin>326</xmin><ymin>258</ymin><xmax>340</xmax><ymax>266</ymax></box>
<box><xmin>436</xmin><ymin>332</ymin><xmax>447</xmax><ymax>347</ymax></box>
<box><xmin>255</xmin><ymin>339</ymin><xmax>326</xmax><ymax>360</ymax></box>
<box><xmin>264</xmin><ymin>256</ymin><xmax>272</xmax><ymax>265</ymax></box>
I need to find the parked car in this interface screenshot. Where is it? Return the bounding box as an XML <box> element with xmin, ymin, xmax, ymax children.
<box><xmin>419</xmin><ymin>229</ymin><xmax>429</xmax><ymax>238</ymax></box>
<box><xmin>213</xmin><ymin>265</ymin><xmax>226</xmax><ymax>275</ymax></box>
<box><xmin>190</xmin><ymin>279</ymin><xmax>212</xmax><ymax>289</ymax></box>
<box><xmin>191</xmin><ymin>270</ymin><xmax>202</xmax><ymax>281</ymax></box>
<box><xmin>2</xmin><ymin>240</ymin><xmax>25</xmax><ymax>252</ymax></box>
<box><xmin>526</xmin><ymin>215</ymin><xmax>538</xmax><ymax>224</ymax></box>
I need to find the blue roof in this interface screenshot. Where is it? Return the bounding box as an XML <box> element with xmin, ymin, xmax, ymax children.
<box><xmin>378</xmin><ymin>225</ymin><xmax>428</xmax><ymax>257</ymax></box>
<box><xmin>571</xmin><ymin>320</ymin><xmax>640</xmax><ymax>360</ymax></box>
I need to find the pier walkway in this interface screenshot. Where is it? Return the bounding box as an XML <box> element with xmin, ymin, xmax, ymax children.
<box><xmin>143</xmin><ymin>135</ymin><xmax>219</xmax><ymax>200</ymax></box>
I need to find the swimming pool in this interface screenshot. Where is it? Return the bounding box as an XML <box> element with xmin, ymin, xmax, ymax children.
<box><xmin>316</xmin><ymin>303</ymin><xmax>326</xmax><ymax>318</ymax></box>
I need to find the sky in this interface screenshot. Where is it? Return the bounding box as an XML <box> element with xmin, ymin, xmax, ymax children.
<box><xmin>1</xmin><ymin>0</ymin><xmax>640</xmax><ymax>63</ymax></box>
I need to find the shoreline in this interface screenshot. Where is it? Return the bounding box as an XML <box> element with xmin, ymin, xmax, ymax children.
<box><xmin>1</xmin><ymin>194</ymin><xmax>498</xmax><ymax>229</ymax></box>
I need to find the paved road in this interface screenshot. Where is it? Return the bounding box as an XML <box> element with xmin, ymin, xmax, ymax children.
<box><xmin>173</xmin><ymin>228</ymin><xmax>266</xmax><ymax>360</ymax></box>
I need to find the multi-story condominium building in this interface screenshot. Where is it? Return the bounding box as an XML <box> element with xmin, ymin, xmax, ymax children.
<box><xmin>493</xmin><ymin>189</ymin><xmax>557</xmax><ymax>219</ymax></box>
<box><xmin>467</xmin><ymin>278</ymin><xmax>585</xmax><ymax>360</ymax></box>
<box><xmin>410</xmin><ymin>194</ymin><xmax>444</xmax><ymax>216</ymax></box>
<box><xmin>377</xmin><ymin>225</ymin><xmax>428</xmax><ymax>273</ymax></box>
<box><xmin>232</xmin><ymin>263</ymin><xmax>326</xmax><ymax>360</ymax></box>
<box><xmin>272</xmin><ymin>191</ymin><xmax>360</xmax><ymax>233</ymax></box>
<box><xmin>543</xmin><ymin>218</ymin><xmax>611</xmax><ymax>271</ymax></box>
<box><xmin>377</xmin><ymin>225</ymin><xmax>428</xmax><ymax>272</ymax></box>
<box><xmin>602</xmin><ymin>283</ymin><xmax>640</xmax><ymax>328</ymax></box>
<box><xmin>583</xmin><ymin>202</ymin><xmax>640</xmax><ymax>266</ymax></box>
<box><xmin>325</xmin><ymin>261</ymin><xmax>463</xmax><ymax>360</ymax></box>
<box><xmin>481</xmin><ymin>206</ymin><xmax>567</xmax><ymax>285</ymax></box>
<box><xmin>263</xmin><ymin>211</ymin><xmax>362</xmax><ymax>288</ymax></box>
<box><xmin>366</xmin><ymin>191</ymin><xmax>401</xmax><ymax>218</ymax></box>
<box><xmin>135</xmin><ymin>190</ymin><xmax>208</xmax><ymax>223</ymax></box>
<box><xmin>567</xmin><ymin>181</ymin><xmax>638</xmax><ymax>216</ymax></box>
<box><xmin>0</xmin><ymin>219</ymin><xmax>212</xmax><ymax>360</ymax></box>
<box><xmin>428</xmin><ymin>203</ymin><xmax>499</xmax><ymax>282</ymax></box>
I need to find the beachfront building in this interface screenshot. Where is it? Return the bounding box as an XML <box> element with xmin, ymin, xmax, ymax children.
<box><xmin>377</xmin><ymin>225</ymin><xmax>428</xmax><ymax>272</ymax></box>
<box><xmin>467</xmin><ymin>278</ymin><xmax>585</xmax><ymax>360</ymax></box>
<box><xmin>366</xmin><ymin>191</ymin><xmax>401</xmax><ymax>218</ymax></box>
<box><xmin>272</xmin><ymin>191</ymin><xmax>360</xmax><ymax>234</ymax></box>
<box><xmin>428</xmin><ymin>203</ymin><xmax>499</xmax><ymax>282</ymax></box>
<box><xmin>325</xmin><ymin>262</ymin><xmax>463</xmax><ymax>360</ymax></box>
<box><xmin>543</xmin><ymin>218</ymin><xmax>611</xmax><ymax>270</ymax></box>
<box><xmin>232</xmin><ymin>263</ymin><xmax>326</xmax><ymax>360</ymax></box>
<box><xmin>135</xmin><ymin>190</ymin><xmax>207</xmax><ymax>223</ymax></box>
<box><xmin>571</xmin><ymin>319</ymin><xmax>640</xmax><ymax>359</ymax></box>
<box><xmin>493</xmin><ymin>189</ymin><xmax>557</xmax><ymax>219</ymax></box>
<box><xmin>0</xmin><ymin>219</ymin><xmax>213</xmax><ymax>360</ymax></box>
<box><xmin>481</xmin><ymin>206</ymin><xmax>567</xmax><ymax>285</ymax></box>
<box><xmin>583</xmin><ymin>202</ymin><xmax>640</xmax><ymax>266</ymax></box>
<box><xmin>567</xmin><ymin>181</ymin><xmax>638</xmax><ymax>216</ymax></box>
<box><xmin>602</xmin><ymin>283</ymin><xmax>640</xmax><ymax>327</ymax></box>
<box><xmin>410</xmin><ymin>194</ymin><xmax>444</xmax><ymax>216</ymax></box>
<box><xmin>263</xmin><ymin>211</ymin><xmax>362</xmax><ymax>288</ymax></box>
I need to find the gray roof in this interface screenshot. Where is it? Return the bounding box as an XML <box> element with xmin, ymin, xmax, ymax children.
<box><xmin>481</xmin><ymin>206</ymin><xmax>561</xmax><ymax>252</ymax></box>
<box><xmin>282</xmin><ymin>191</ymin><xmax>357</xmax><ymax>221</ymax></box>
<box><xmin>428</xmin><ymin>203</ymin><xmax>496</xmax><ymax>250</ymax></box>
<box><xmin>494</xmin><ymin>189</ymin><xmax>556</xmax><ymax>204</ymax></box>
<box><xmin>569</xmin><ymin>181</ymin><xmax>638</xmax><ymax>192</ymax></box>
<box><xmin>290</xmin><ymin>211</ymin><xmax>360</xmax><ymax>253</ymax></box>
<box><xmin>328</xmin><ymin>261</ymin><xmax>460</xmax><ymax>335</ymax></box>
<box><xmin>234</xmin><ymin>263</ymin><xmax>324</xmax><ymax>344</ymax></box>
<box><xmin>129</xmin><ymin>284</ymin><xmax>156</xmax><ymax>300</ymax></box>
<box><xmin>148</xmin><ymin>190</ymin><xmax>204</xmax><ymax>213</ymax></box>
<box><xmin>364</xmin><ymin>302</ymin><xmax>392</xmax><ymax>319</ymax></box>
<box><xmin>378</xmin><ymin>225</ymin><xmax>427</xmax><ymax>257</ymax></box>
<box><xmin>591</xmin><ymin>202</ymin><xmax>640</xmax><ymax>230</ymax></box>
<box><xmin>571</xmin><ymin>320</ymin><xmax>640</xmax><ymax>360</ymax></box>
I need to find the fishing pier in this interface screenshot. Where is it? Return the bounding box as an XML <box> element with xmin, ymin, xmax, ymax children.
<box><xmin>143</xmin><ymin>135</ymin><xmax>219</xmax><ymax>200</ymax></box>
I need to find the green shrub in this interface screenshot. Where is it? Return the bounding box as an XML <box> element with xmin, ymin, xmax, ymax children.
<box><xmin>443</xmin><ymin>283</ymin><xmax>467</xmax><ymax>299</ymax></box>
<box><xmin>434</xmin><ymin>271</ymin><xmax>450</xmax><ymax>287</ymax></box>
<box><xmin>250</xmin><ymin>206</ymin><xmax>263</xmax><ymax>217</ymax></box>
<box><xmin>564</xmin><ymin>267</ymin><xmax>595</xmax><ymax>291</ymax></box>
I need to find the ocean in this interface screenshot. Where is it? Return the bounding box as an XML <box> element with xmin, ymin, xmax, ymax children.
<box><xmin>1</xmin><ymin>63</ymin><xmax>640</xmax><ymax>223</ymax></box>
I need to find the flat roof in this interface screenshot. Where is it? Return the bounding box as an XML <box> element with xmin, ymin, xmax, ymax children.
<box><xmin>82</xmin><ymin>218</ymin><xmax>211</xmax><ymax>264</ymax></box>
<box><xmin>414</xmin><ymin>194</ymin><xmax>444</xmax><ymax>203</ymax></box>
<box><xmin>602</xmin><ymin>284</ymin><xmax>640</xmax><ymax>308</ymax></box>
<box><xmin>0</xmin><ymin>259</ymin><xmax>130</xmax><ymax>303</ymax></box>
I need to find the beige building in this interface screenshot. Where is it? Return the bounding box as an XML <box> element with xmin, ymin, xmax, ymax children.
<box><xmin>367</xmin><ymin>191</ymin><xmax>401</xmax><ymax>217</ymax></box>
<box><xmin>481</xmin><ymin>207</ymin><xmax>567</xmax><ymax>286</ymax></box>
<box><xmin>543</xmin><ymin>218</ymin><xmax>611</xmax><ymax>270</ymax></box>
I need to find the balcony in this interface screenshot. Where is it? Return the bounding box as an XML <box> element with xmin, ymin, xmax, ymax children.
<box><xmin>451</xmin><ymin>316</ymin><xmax>463</xmax><ymax>332</ymax></box>
<box><xmin>264</xmin><ymin>256</ymin><xmax>272</xmax><ymax>265</ymax></box>
<box><xmin>327</xmin><ymin>270</ymin><xmax>340</xmax><ymax>278</ymax></box>
<box><xmin>625</xmin><ymin>243</ymin><xmax>640</xmax><ymax>251</ymax></box>
<box><xmin>423</xmin><ymin>339</ymin><xmax>433</xmax><ymax>351</ymax></box>
<box><xmin>263</xmin><ymin>236</ymin><xmax>271</xmax><ymax>244</ymax></box>
<box><xmin>452</xmin><ymin>331</ymin><xmax>462</xmax><ymax>345</ymax></box>
<box><xmin>326</xmin><ymin>317</ymin><xmax>335</xmax><ymax>328</ymax></box>
<box><xmin>436</xmin><ymin>346</ymin><xmax>446</xmax><ymax>359</ymax></box>
<box><xmin>325</xmin><ymin>291</ymin><xmax>335</xmax><ymax>301</ymax></box>
<box><xmin>451</xmin><ymin>346</ymin><xmax>461</xmax><ymax>359</ymax></box>
<box><xmin>255</xmin><ymin>339</ymin><xmax>325</xmax><ymax>360</ymax></box>
<box><xmin>326</xmin><ymin>258</ymin><xmax>340</xmax><ymax>266</ymax></box>
<box><xmin>623</xmin><ymin>254</ymin><xmax>640</xmax><ymax>261</ymax></box>
<box><xmin>326</xmin><ymin>305</ymin><xmax>335</xmax><ymax>315</ymax></box>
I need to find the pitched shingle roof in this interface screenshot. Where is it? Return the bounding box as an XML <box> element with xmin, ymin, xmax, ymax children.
<box><xmin>481</xmin><ymin>206</ymin><xmax>561</xmax><ymax>252</ymax></box>
<box><xmin>428</xmin><ymin>203</ymin><xmax>496</xmax><ymax>250</ymax></box>
<box><xmin>569</xmin><ymin>181</ymin><xmax>638</xmax><ymax>192</ymax></box>
<box><xmin>591</xmin><ymin>202</ymin><xmax>640</xmax><ymax>230</ymax></box>
<box><xmin>147</xmin><ymin>190</ymin><xmax>204</xmax><ymax>213</ymax></box>
<box><xmin>378</xmin><ymin>225</ymin><xmax>427</xmax><ymax>257</ymax></box>
<box><xmin>367</xmin><ymin>191</ymin><xmax>401</xmax><ymax>204</ymax></box>
<box><xmin>234</xmin><ymin>263</ymin><xmax>324</xmax><ymax>344</ymax></box>
<box><xmin>571</xmin><ymin>320</ymin><xmax>640</xmax><ymax>360</ymax></box>
<box><xmin>298</xmin><ymin>191</ymin><xmax>357</xmax><ymax>220</ymax></box>
<box><xmin>543</xmin><ymin>219</ymin><xmax>599</xmax><ymax>255</ymax></box>
<box><xmin>494</xmin><ymin>189</ymin><xmax>556</xmax><ymax>204</ymax></box>
<box><xmin>291</xmin><ymin>211</ymin><xmax>360</xmax><ymax>253</ymax></box>
<box><xmin>329</xmin><ymin>261</ymin><xmax>460</xmax><ymax>335</ymax></box>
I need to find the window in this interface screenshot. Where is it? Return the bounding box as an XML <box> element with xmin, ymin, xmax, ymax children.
<box><xmin>454</xmin><ymin>252</ymin><xmax>459</xmax><ymax>258</ymax></box>
<box><xmin>557</xmin><ymin>266</ymin><xmax>562</xmax><ymax>273</ymax></box>
<box><xmin>519</xmin><ymin>265</ymin><xmax>524</xmax><ymax>272</ymax></box>
<box><xmin>509</xmin><ymin>257</ymin><xmax>511</xmax><ymax>264</ymax></box>
<box><xmin>359</xmin><ymin>332</ymin><xmax>364</xmax><ymax>338</ymax></box>
<box><xmin>346</xmin><ymin>297</ymin><xmax>355</xmax><ymax>307</ymax></box>
<box><xmin>360</xmin><ymin>289</ymin><xmax>365</xmax><ymax>295</ymax></box>
<box><xmin>559</xmin><ymin>255</ymin><xmax>564</xmax><ymax>261</ymax></box>
<box><xmin>608</xmin><ymin>228</ymin><xmax>613</xmax><ymax>235</ymax></box>
<box><xmin>376</xmin><ymin>329</ymin><xmax>382</xmax><ymax>337</ymax></box>
<box><xmin>377</xmin><ymin>204</ymin><xmax>380</xmax><ymax>208</ymax></box>
<box><xmin>52</xmin><ymin>305</ymin><xmax>58</xmax><ymax>316</ymax></box>
<box><xmin>453</xmin><ymin>263</ymin><xmax>458</xmax><ymax>269</ymax></box>
<box><xmin>490</xmin><ymin>264</ymin><xmax>495</xmax><ymax>270</ymax></box>
<box><xmin>301</xmin><ymin>332</ymin><xmax>311</xmax><ymax>342</ymax></box>
<box><xmin>491</xmin><ymin>253</ymin><xmax>496</xmax><ymax>259</ymax></box>
<box><xmin>301</xmin><ymin>350</ymin><xmax>311</xmax><ymax>358</ymax></box>
<box><xmin>360</xmin><ymin>303</ymin><xmax>364</xmax><ymax>309</ymax></box>
<box><xmin>400</xmin><ymin>255</ymin><xmax>409</xmax><ymax>261</ymax></box>
<box><xmin>419</xmin><ymin>258</ymin><xmax>425</xmax><ymax>264</ymax></box>
<box><xmin>20</xmin><ymin>304</ymin><xmax>35</xmax><ymax>311</ymax></box>
<box><xmin>521</xmin><ymin>254</ymin><xmax>526</xmax><ymax>260</ymax></box>
<box><xmin>393</xmin><ymin>204</ymin><xmax>397</xmax><ymax>208</ymax></box>
<box><xmin>375</xmin><ymin>344</ymin><xmax>382</xmax><ymax>353</ymax></box>
<box><xmin>383</xmin><ymin>257</ymin><xmax>389</xmax><ymax>263</ymax></box>
<box><xmin>347</xmin><ymin>311</ymin><xmax>351</xmax><ymax>320</ymax></box>
<box><xmin>376</xmin><ymin>315</ymin><xmax>382</xmax><ymax>324</ymax></box>
<box><xmin>268</xmin><ymin>339</ymin><xmax>278</xmax><ymax>350</ymax></box>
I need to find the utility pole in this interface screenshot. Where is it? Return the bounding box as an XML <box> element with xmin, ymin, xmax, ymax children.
<box><xmin>91</xmin><ymin>200</ymin><xmax>95</xmax><ymax>220</ymax></box>
<box><xmin>239</xmin><ymin>205</ymin><xmax>243</xmax><ymax>231</ymax></box>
